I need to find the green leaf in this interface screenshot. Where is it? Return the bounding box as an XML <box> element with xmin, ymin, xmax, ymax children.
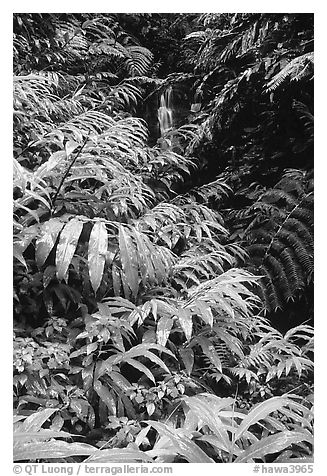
<box><xmin>88</xmin><ymin>220</ymin><xmax>108</xmax><ymax>293</ymax></box>
<box><xmin>65</xmin><ymin>139</ymin><xmax>79</xmax><ymax>157</ymax></box>
<box><xmin>180</xmin><ymin>348</ymin><xmax>194</xmax><ymax>376</ymax></box>
<box><xmin>14</xmin><ymin>429</ymin><xmax>72</xmax><ymax>441</ymax></box>
<box><xmin>235</xmin><ymin>396</ymin><xmax>290</xmax><ymax>440</ymax></box>
<box><xmin>56</xmin><ymin>218</ymin><xmax>84</xmax><ymax>281</ymax></box>
<box><xmin>20</xmin><ymin>408</ymin><xmax>57</xmax><ymax>432</ymax></box>
<box><xmin>36</xmin><ymin>151</ymin><xmax>67</xmax><ymax>180</ymax></box>
<box><xmin>94</xmin><ymin>380</ymin><xmax>117</xmax><ymax>416</ymax></box>
<box><xmin>147</xmin><ymin>421</ymin><xmax>214</xmax><ymax>463</ymax></box>
<box><xmin>178</xmin><ymin>308</ymin><xmax>193</xmax><ymax>341</ymax></box>
<box><xmin>85</xmin><ymin>448</ymin><xmax>153</xmax><ymax>463</ymax></box>
<box><xmin>14</xmin><ymin>225</ymin><xmax>40</xmax><ymax>267</ymax></box>
<box><xmin>112</xmin><ymin>263</ymin><xmax>122</xmax><ymax>295</ymax></box>
<box><xmin>14</xmin><ymin>440</ymin><xmax>95</xmax><ymax>461</ymax></box>
<box><xmin>156</xmin><ymin>316</ymin><xmax>173</xmax><ymax>346</ymax></box>
<box><xmin>213</xmin><ymin>327</ymin><xmax>244</xmax><ymax>359</ymax></box>
<box><xmin>124</xmin><ymin>342</ymin><xmax>176</xmax><ymax>360</ymax></box>
<box><xmin>109</xmin><ymin>371</ymin><xmax>132</xmax><ymax>392</ymax></box>
<box><xmin>146</xmin><ymin>402</ymin><xmax>156</xmax><ymax>416</ymax></box>
<box><xmin>183</xmin><ymin>394</ymin><xmax>234</xmax><ymax>454</ymax></box>
<box><xmin>142</xmin><ymin>350</ymin><xmax>170</xmax><ymax>374</ymax></box>
<box><xmin>235</xmin><ymin>430</ymin><xmax>313</xmax><ymax>463</ymax></box>
<box><xmin>87</xmin><ymin>342</ymin><xmax>98</xmax><ymax>355</ymax></box>
<box><xmin>124</xmin><ymin>358</ymin><xmax>155</xmax><ymax>383</ymax></box>
<box><xmin>35</xmin><ymin>218</ymin><xmax>64</xmax><ymax>268</ymax></box>
<box><xmin>43</xmin><ymin>265</ymin><xmax>57</xmax><ymax>288</ymax></box>
<box><xmin>50</xmin><ymin>414</ymin><xmax>64</xmax><ymax>432</ymax></box>
<box><xmin>133</xmin><ymin>229</ymin><xmax>155</xmax><ymax>284</ymax></box>
<box><xmin>118</xmin><ymin>225</ymin><xmax>139</xmax><ymax>299</ymax></box>
<box><xmin>193</xmin><ymin>301</ymin><xmax>214</xmax><ymax>326</ymax></box>
<box><xmin>69</xmin><ymin>398</ymin><xmax>91</xmax><ymax>421</ymax></box>
<box><xmin>192</xmin><ymin>336</ymin><xmax>222</xmax><ymax>372</ymax></box>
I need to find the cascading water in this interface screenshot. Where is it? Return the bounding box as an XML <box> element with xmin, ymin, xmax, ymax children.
<box><xmin>158</xmin><ymin>86</ymin><xmax>173</xmax><ymax>136</ymax></box>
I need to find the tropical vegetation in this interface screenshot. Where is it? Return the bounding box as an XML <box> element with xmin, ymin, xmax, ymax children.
<box><xmin>13</xmin><ymin>13</ymin><xmax>313</xmax><ymax>463</ymax></box>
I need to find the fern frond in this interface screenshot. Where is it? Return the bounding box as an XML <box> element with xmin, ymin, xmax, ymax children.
<box><xmin>229</xmin><ymin>319</ymin><xmax>315</xmax><ymax>383</ymax></box>
<box><xmin>245</xmin><ymin>172</ymin><xmax>313</xmax><ymax>312</ymax></box>
<box><xmin>90</xmin><ymin>39</ymin><xmax>126</xmax><ymax>59</ymax></box>
<box><xmin>139</xmin><ymin>147</ymin><xmax>195</xmax><ymax>195</ymax></box>
<box><xmin>187</xmin><ymin>178</ymin><xmax>232</xmax><ymax>204</ymax></box>
<box><xmin>125</xmin><ymin>46</ymin><xmax>153</xmax><ymax>76</ymax></box>
<box><xmin>184</xmin><ymin>30</ymin><xmax>207</xmax><ymax>44</ymax></box>
<box><xmin>292</xmin><ymin>100</ymin><xmax>314</xmax><ymax>145</ymax></box>
<box><xmin>118</xmin><ymin>268</ymin><xmax>260</xmax><ymax>345</ymax></box>
<box><xmin>266</xmin><ymin>52</ymin><xmax>314</xmax><ymax>92</ymax></box>
<box><xmin>185</xmin><ymin>268</ymin><xmax>261</xmax><ymax>320</ymax></box>
<box><xmin>172</xmin><ymin>241</ymin><xmax>237</xmax><ymax>289</ymax></box>
<box><xmin>106</xmin><ymin>81</ymin><xmax>143</xmax><ymax>111</ymax></box>
<box><xmin>138</xmin><ymin>200</ymin><xmax>226</xmax><ymax>257</ymax></box>
<box><xmin>20</xmin><ymin>215</ymin><xmax>177</xmax><ymax>300</ymax></box>
<box><xmin>13</xmin><ymin>158</ymin><xmax>52</xmax><ymax>227</ymax></box>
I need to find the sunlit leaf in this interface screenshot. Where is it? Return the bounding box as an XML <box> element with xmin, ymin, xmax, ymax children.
<box><xmin>19</xmin><ymin>408</ymin><xmax>57</xmax><ymax>432</ymax></box>
<box><xmin>156</xmin><ymin>316</ymin><xmax>173</xmax><ymax>346</ymax></box>
<box><xmin>118</xmin><ymin>225</ymin><xmax>139</xmax><ymax>299</ymax></box>
<box><xmin>124</xmin><ymin>358</ymin><xmax>155</xmax><ymax>383</ymax></box>
<box><xmin>35</xmin><ymin>218</ymin><xmax>64</xmax><ymax>268</ymax></box>
<box><xmin>146</xmin><ymin>402</ymin><xmax>156</xmax><ymax>416</ymax></box>
<box><xmin>94</xmin><ymin>380</ymin><xmax>117</xmax><ymax>416</ymax></box>
<box><xmin>178</xmin><ymin>308</ymin><xmax>193</xmax><ymax>341</ymax></box>
<box><xmin>88</xmin><ymin>220</ymin><xmax>108</xmax><ymax>293</ymax></box>
<box><xmin>85</xmin><ymin>448</ymin><xmax>153</xmax><ymax>463</ymax></box>
<box><xmin>235</xmin><ymin>430</ymin><xmax>313</xmax><ymax>462</ymax></box>
<box><xmin>192</xmin><ymin>336</ymin><xmax>223</xmax><ymax>373</ymax></box>
<box><xmin>14</xmin><ymin>440</ymin><xmax>95</xmax><ymax>461</ymax></box>
<box><xmin>147</xmin><ymin>421</ymin><xmax>214</xmax><ymax>463</ymax></box>
<box><xmin>183</xmin><ymin>394</ymin><xmax>234</xmax><ymax>453</ymax></box>
<box><xmin>65</xmin><ymin>139</ymin><xmax>79</xmax><ymax>157</ymax></box>
<box><xmin>235</xmin><ymin>396</ymin><xmax>290</xmax><ymax>440</ymax></box>
<box><xmin>56</xmin><ymin>218</ymin><xmax>84</xmax><ymax>281</ymax></box>
<box><xmin>179</xmin><ymin>348</ymin><xmax>194</xmax><ymax>376</ymax></box>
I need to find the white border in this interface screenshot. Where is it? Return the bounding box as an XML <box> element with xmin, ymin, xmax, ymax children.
<box><xmin>4</xmin><ymin>3</ymin><xmax>324</xmax><ymax>474</ymax></box>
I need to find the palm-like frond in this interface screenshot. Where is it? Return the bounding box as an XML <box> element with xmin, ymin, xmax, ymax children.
<box><xmin>172</xmin><ymin>241</ymin><xmax>237</xmax><ymax>289</ymax></box>
<box><xmin>292</xmin><ymin>100</ymin><xmax>314</xmax><ymax>146</ymax></box>
<box><xmin>186</xmin><ymin>178</ymin><xmax>232</xmax><ymax>204</ymax></box>
<box><xmin>147</xmin><ymin>393</ymin><xmax>313</xmax><ymax>462</ymax></box>
<box><xmin>13</xmin><ymin>158</ymin><xmax>52</xmax><ymax>229</ymax></box>
<box><xmin>236</xmin><ymin>322</ymin><xmax>314</xmax><ymax>382</ymax></box>
<box><xmin>244</xmin><ymin>173</ymin><xmax>313</xmax><ymax>312</ymax></box>
<box><xmin>266</xmin><ymin>52</ymin><xmax>314</xmax><ymax>92</ymax></box>
<box><xmin>25</xmin><ymin>216</ymin><xmax>177</xmax><ymax>299</ymax></box>
<box><xmin>125</xmin><ymin>46</ymin><xmax>153</xmax><ymax>76</ymax></box>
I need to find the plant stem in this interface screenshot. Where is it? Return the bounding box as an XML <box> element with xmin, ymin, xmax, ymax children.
<box><xmin>51</xmin><ymin>132</ymin><xmax>90</xmax><ymax>213</ymax></box>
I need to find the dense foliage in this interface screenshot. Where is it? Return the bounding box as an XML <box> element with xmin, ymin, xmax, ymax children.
<box><xmin>13</xmin><ymin>13</ymin><xmax>313</xmax><ymax>463</ymax></box>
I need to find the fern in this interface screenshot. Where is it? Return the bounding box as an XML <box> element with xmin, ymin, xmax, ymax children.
<box><xmin>292</xmin><ymin>100</ymin><xmax>314</xmax><ymax>147</ymax></box>
<box><xmin>239</xmin><ymin>323</ymin><xmax>314</xmax><ymax>383</ymax></box>
<box><xmin>125</xmin><ymin>46</ymin><xmax>153</xmax><ymax>76</ymax></box>
<box><xmin>244</xmin><ymin>174</ymin><xmax>313</xmax><ymax>312</ymax></box>
<box><xmin>266</xmin><ymin>52</ymin><xmax>314</xmax><ymax>92</ymax></box>
<box><xmin>14</xmin><ymin>13</ymin><xmax>314</xmax><ymax>462</ymax></box>
<box><xmin>13</xmin><ymin>159</ymin><xmax>52</xmax><ymax>229</ymax></box>
<box><xmin>28</xmin><ymin>216</ymin><xmax>177</xmax><ymax>299</ymax></box>
<box><xmin>115</xmin><ymin>268</ymin><xmax>261</xmax><ymax>348</ymax></box>
<box><xmin>224</xmin><ymin>169</ymin><xmax>313</xmax><ymax>312</ymax></box>
<box><xmin>172</xmin><ymin>241</ymin><xmax>237</xmax><ymax>289</ymax></box>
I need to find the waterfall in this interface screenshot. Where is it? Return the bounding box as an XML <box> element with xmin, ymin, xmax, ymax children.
<box><xmin>158</xmin><ymin>86</ymin><xmax>173</xmax><ymax>136</ymax></box>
